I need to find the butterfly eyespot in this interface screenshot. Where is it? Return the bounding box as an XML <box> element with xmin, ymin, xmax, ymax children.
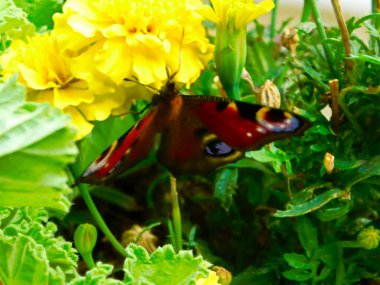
<box><xmin>204</xmin><ymin>140</ymin><xmax>234</xmax><ymax>157</ymax></box>
<box><xmin>257</xmin><ymin>108</ymin><xmax>300</xmax><ymax>132</ymax></box>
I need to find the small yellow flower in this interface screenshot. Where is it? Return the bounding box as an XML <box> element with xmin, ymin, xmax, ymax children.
<box><xmin>201</xmin><ymin>0</ymin><xmax>275</xmax><ymax>31</ymax></box>
<box><xmin>53</xmin><ymin>0</ymin><xmax>214</xmax><ymax>89</ymax></box>
<box><xmin>196</xmin><ymin>270</ymin><xmax>221</xmax><ymax>285</ymax></box>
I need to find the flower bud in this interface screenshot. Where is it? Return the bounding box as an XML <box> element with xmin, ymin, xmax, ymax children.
<box><xmin>74</xmin><ymin>223</ymin><xmax>97</xmax><ymax>268</ymax></box>
<box><xmin>215</xmin><ymin>27</ymin><xmax>246</xmax><ymax>100</ymax></box>
<box><xmin>358</xmin><ymin>226</ymin><xmax>380</xmax><ymax>250</ymax></box>
<box><xmin>74</xmin><ymin>223</ymin><xmax>97</xmax><ymax>256</ymax></box>
<box><xmin>323</xmin><ymin>152</ymin><xmax>335</xmax><ymax>174</ymax></box>
<box><xmin>259</xmin><ymin>80</ymin><xmax>281</xmax><ymax>108</ymax></box>
<box><xmin>213</xmin><ymin>266</ymin><xmax>232</xmax><ymax>285</ymax></box>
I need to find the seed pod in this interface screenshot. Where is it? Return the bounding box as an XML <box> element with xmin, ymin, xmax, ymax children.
<box><xmin>259</xmin><ymin>80</ymin><xmax>281</xmax><ymax>108</ymax></box>
<box><xmin>122</xmin><ymin>224</ymin><xmax>158</xmax><ymax>253</ymax></box>
<box><xmin>281</xmin><ymin>27</ymin><xmax>299</xmax><ymax>58</ymax></box>
<box><xmin>213</xmin><ymin>266</ymin><xmax>232</xmax><ymax>285</ymax></box>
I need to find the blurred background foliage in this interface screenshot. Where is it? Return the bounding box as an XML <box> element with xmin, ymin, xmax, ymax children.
<box><xmin>1</xmin><ymin>0</ymin><xmax>380</xmax><ymax>284</ymax></box>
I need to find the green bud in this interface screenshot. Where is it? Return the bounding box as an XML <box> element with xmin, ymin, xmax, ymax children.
<box><xmin>74</xmin><ymin>223</ymin><xmax>97</xmax><ymax>268</ymax></box>
<box><xmin>214</xmin><ymin>27</ymin><xmax>246</xmax><ymax>100</ymax></box>
<box><xmin>357</xmin><ymin>226</ymin><xmax>380</xmax><ymax>250</ymax></box>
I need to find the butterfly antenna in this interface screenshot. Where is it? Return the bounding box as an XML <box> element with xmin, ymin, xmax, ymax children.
<box><xmin>116</xmin><ymin>102</ymin><xmax>153</xmax><ymax>117</ymax></box>
<box><xmin>165</xmin><ymin>26</ymin><xmax>185</xmax><ymax>83</ymax></box>
<box><xmin>74</xmin><ymin>106</ymin><xmax>93</xmax><ymax>123</ymax></box>
<box><xmin>124</xmin><ymin>78</ymin><xmax>160</xmax><ymax>94</ymax></box>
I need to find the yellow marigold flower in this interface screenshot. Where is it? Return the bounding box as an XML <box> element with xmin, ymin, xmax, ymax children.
<box><xmin>53</xmin><ymin>0</ymin><xmax>214</xmax><ymax>89</ymax></box>
<box><xmin>201</xmin><ymin>0</ymin><xmax>275</xmax><ymax>31</ymax></box>
<box><xmin>196</xmin><ymin>270</ymin><xmax>221</xmax><ymax>285</ymax></box>
<box><xmin>0</xmin><ymin>33</ymin><xmax>129</xmax><ymax>139</ymax></box>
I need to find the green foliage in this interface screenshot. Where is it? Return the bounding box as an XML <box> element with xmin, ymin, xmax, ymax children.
<box><xmin>1</xmin><ymin>1</ymin><xmax>380</xmax><ymax>285</ymax></box>
<box><xmin>0</xmin><ymin>207</ymin><xmax>78</xmax><ymax>285</ymax></box>
<box><xmin>12</xmin><ymin>0</ymin><xmax>63</xmax><ymax>29</ymax></box>
<box><xmin>67</xmin><ymin>263</ymin><xmax>123</xmax><ymax>285</ymax></box>
<box><xmin>124</xmin><ymin>244</ymin><xmax>209</xmax><ymax>285</ymax></box>
<box><xmin>0</xmin><ymin>0</ymin><xmax>35</xmax><ymax>51</ymax></box>
<box><xmin>0</xmin><ymin>76</ymin><xmax>77</xmax><ymax>212</ymax></box>
<box><xmin>214</xmin><ymin>168</ymin><xmax>238</xmax><ymax>211</ymax></box>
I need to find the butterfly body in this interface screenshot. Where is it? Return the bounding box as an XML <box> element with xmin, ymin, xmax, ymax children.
<box><xmin>78</xmin><ymin>83</ymin><xmax>310</xmax><ymax>183</ymax></box>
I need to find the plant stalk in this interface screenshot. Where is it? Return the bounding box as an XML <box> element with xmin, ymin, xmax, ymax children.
<box><xmin>170</xmin><ymin>174</ymin><xmax>182</xmax><ymax>251</ymax></box>
<box><xmin>82</xmin><ymin>253</ymin><xmax>96</xmax><ymax>269</ymax></box>
<box><xmin>309</xmin><ymin>0</ymin><xmax>336</xmax><ymax>77</ymax></box>
<box><xmin>331</xmin><ymin>0</ymin><xmax>354</xmax><ymax>75</ymax></box>
<box><xmin>77</xmin><ymin>183</ymin><xmax>127</xmax><ymax>257</ymax></box>
<box><xmin>269</xmin><ymin>0</ymin><xmax>279</xmax><ymax>39</ymax></box>
<box><xmin>329</xmin><ymin>79</ymin><xmax>340</xmax><ymax>133</ymax></box>
<box><xmin>69</xmin><ymin>165</ymin><xmax>127</xmax><ymax>257</ymax></box>
<box><xmin>301</xmin><ymin>0</ymin><xmax>312</xmax><ymax>22</ymax></box>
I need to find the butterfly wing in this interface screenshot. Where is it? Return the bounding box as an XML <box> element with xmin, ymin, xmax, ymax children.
<box><xmin>157</xmin><ymin>95</ymin><xmax>310</xmax><ymax>176</ymax></box>
<box><xmin>77</xmin><ymin>109</ymin><xmax>158</xmax><ymax>184</ymax></box>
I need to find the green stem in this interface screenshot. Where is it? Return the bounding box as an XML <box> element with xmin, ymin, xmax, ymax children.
<box><xmin>82</xmin><ymin>253</ymin><xmax>96</xmax><ymax>269</ymax></box>
<box><xmin>339</xmin><ymin>87</ymin><xmax>365</xmax><ymax>137</ymax></box>
<box><xmin>269</xmin><ymin>0</ymin><xmax>279</xmax><ymax>39</ymax></box>
<box><xmin>373</xmin><ymin>0</ymin><xmax>380</xmax><ymax>16</ymax></box>
<box><xmin>224</xmin><ymin>84</ymin><xmax>241</xmax><ymax>100</ymax></box>
<box><xmin>69</xmin><ymin>165</ymin><xmax>127</xmax><ymax>257</ymax></box>
<box><xmin>77</xmin><ymin>183</ymin><xmax>127</xmax><ymax>257</ymax></box>
<box><xmin>170</xmin><ymin>174</ymin><xmax>182</xmax><ymax>251</ymax></box>
<box><xmin>337</xmin><ymin>240</ymin><xmax>363</xmax><ymax>248</ymax></box>
<box><xmin>309</xmin><ymin>0</ymin><xmax>336</xmax><ymax>77</ymax></box>
<box><xmin>371</xmin><ymin>0</ymin><xmax>380</xmax><ymax>44</ymax></box>
<box><xmin>301</xmin><ymin>0</ymin><xmax>312</xmax><ymax>22</ymax></box>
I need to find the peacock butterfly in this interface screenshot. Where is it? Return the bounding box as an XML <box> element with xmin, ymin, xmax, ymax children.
<box><xmin>77</xmin><ymin>82</ymin><xmax>310</xmax><ymax>184</ymax></box>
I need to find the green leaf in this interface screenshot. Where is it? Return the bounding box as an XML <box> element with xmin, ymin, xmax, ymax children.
<box><xmin>296</xmin><ymin>216</ymin><xmax>318</xmax><ymax>258</ymax></box>
<box><xmin>274</xmin><ymin>188</ymin><xmax>347</xmax><ymax>217</ymax></box>
<box><xmin>296</xmin><ymin>22</ymin><xmax>317</xmax><ymax>34</ymax></box>
<box><xmin>214</xmin><ymin>168</ymin><xmax>238</xmax><ymax>211</ymax></box>
<box><xmin>283</xmin><ymin>253</ymin><xmax>311</xmax><ymax>270</ymax></box>
<box><xmin>282</xmin><ymin>269</ymin><xmax>312</xmax><ymax>282</ymax></box>
<box><xmin>0</xmin><ymin>235</ymin><xmax>50</xmax><ymax>285</ymax></box>
<box><xmin>0</xmin><ymin>76</ymin><xmax>77</xmax><ymax>212</ymax></box>
<box><xmin>314</xmin><ymin>243</ymin><xmax>341</xmax><ymax>268</ymax></box>
<box><xmin>123</xmin><ymin>244</ymin><xmax>209</xmax><ymax>285</ymax></box>
<box><xmin>231</xmin><ymin>266</ymin><xmax>275</xmax><ymax>285</ymax></box>
<box><xmin>350</xmin><ymin>54</ymin><xmax>380</xmax><ymax>65</ymax></box>
<box><xmin>67</xmin><ymin>263</ymin><xmax>123</xmax><ymax>285</ymax></box>
<box><xmin>316</xmin><ymin>201</ymin><xmax>351</xmax><ymax>221</ymax></box>
<box><xmin>0</xmin><ymin>207</ymin><xmax>78</xmax><ymax>285</ymax></box>
<box><xmin>344</xmin><ymin>155</ymin><xmax>380</xmax><ymax>189</ymax></box>
<box><xmin>0</xmin><ymin>0</ymin><xmax>35</xmax><ymax>42</ymax></box>
<box><xmin>12</xmin><ymin>0</ymin><xmax>63</xmax><ymax>29</ymax></box>
<box><xmin>334</xmin><ymin>159</ymin><xmax>366</xmax><ymax>170</ymax></box>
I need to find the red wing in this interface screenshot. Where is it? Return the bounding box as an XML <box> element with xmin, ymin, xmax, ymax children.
<box><xmin>77</xmin><ymin>110</ymin><xmax>158</xmax><ymax>184</ymax></box>
<box><xmin>157</xmin><ymin>95</ymin><xmax>310</xmax><ymax>176</ymax></box>
<box><xmin>184</xmin><ymin>96</ymin><xmax>310</xmax><ymax>151</ymax></box>
<box><xmin>157</xmin><ymin>116</ymin><xmax>244</xmax><ymax>176</ymax></box>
